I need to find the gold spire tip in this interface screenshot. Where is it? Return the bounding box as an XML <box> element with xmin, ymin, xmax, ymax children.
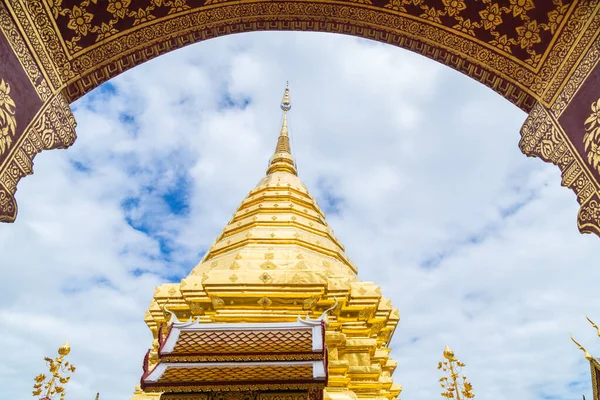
<box><xmin>266</xmin><ymin>84</ymin><xmax>297</xmax><ymax>176</ymax></box>
<box><xmin>281</xmin><ymin>83</ymin><xmax>291</xmax><ymax>112</ymax></box>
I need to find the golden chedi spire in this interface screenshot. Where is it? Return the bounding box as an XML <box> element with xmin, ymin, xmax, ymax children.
<box><xmin>191</xmin><ymin>82</ymin><xmax>358</xmax><ymax>280</ymax></box>
<box><xmin>137</xmin><ymin>84</ymin><xmax>401</xmax><ymax>400</ymax></box>
<box><xmin>267</xmin><ymin>83</ymin><xmax>297</xmax><ymax>176</ymax></box>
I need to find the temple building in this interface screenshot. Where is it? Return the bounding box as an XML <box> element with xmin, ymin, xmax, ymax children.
<box><xmin>571</xmin><ymin>317</ymin><xmax>600</xmax><ymax>400</ymax></box>
<box><xmin>130</xmin><ymin>86</ymin><xmax>402</xmax><ymax>400</ymax></box>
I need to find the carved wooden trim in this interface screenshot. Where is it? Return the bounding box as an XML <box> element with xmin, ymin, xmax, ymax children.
<box><xmin>519</xmin><ymin>102</ymin><xmax>600</xmax><ymax>236</ymax></box>
<box><xmin>0</xmin><ymin>91</ymin><xmax>76</xmax><ymax>222</ymax></box>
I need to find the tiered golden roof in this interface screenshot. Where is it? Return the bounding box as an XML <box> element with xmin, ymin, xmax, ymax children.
<box><xmin>136</xmin><ymin>86</ymin><xmax>401</xmax><ymax>400</ymax></box>
<box><xmin>170</xmin><ymin>328</ymin><xmax>314</xmax><ymax>355</ymax></box>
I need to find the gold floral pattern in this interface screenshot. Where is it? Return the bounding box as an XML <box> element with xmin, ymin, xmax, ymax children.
<box><xmin>452</xmin><ymin>18</ymin><xmax>477</xmax><ymax>36</ymax></box>
<box><xmin>542</xmin><ymin>1</ymin><xmax>570</xmax><ymax>35</ymax></box>
<box><xmin>515</xmin><ymin>20</ymin><xmax>541</xmax><ymax>49</ymax></box>
<box><xmin>107</xmin><ymin>0</ymin><xmax>131</xmax><ymax>19</ymax></box>
<box><xmin>61</xmin><ymin>0</ymin><xmax>190</xmax><ymax>49</ymax></box>
<box><xmin>479</xmin><ymin>3</ymin><xmax>503</xmax><ymax>31</ymax></box>
<box><xmin>509</xmin><ymin>0</ymin><xmax>535</xmax><ymax>17</ymax></box>
<box><xmin>490</xmin><ymin>34</ymin><xmax>511</xmax><ymax>52</ymax></box>
<box><xmin>66</xmin><ymin>5</ymin><xmax>94</xmax><ymax>36</ymax></box>
<box><xmin>584</xmin><ymin>98</ymin><xmax>600</xmax><ymax>174</ymax></box>
<box><xmin>384</xmin><ymin>0</ymin><xmax>418</xmax><ymax>13</ymax></box>
<box><xmin>442</xmin><ymin>0</ymin><xmax>466</xmax><ymax>17</ymax></box>
<box><xmin>0</xmin><ymin>79</ymin><xmax>16</xmax><ymax>155</ymax></box>
<box><xmin>419</xmin><ymin>5</ymin><xmax>443</xmax><ymax>24</ymax></box>
<box><xmin>380</xmin><ymin>0</ymin><xmax>572</xmax><ymax>67</ymax></box>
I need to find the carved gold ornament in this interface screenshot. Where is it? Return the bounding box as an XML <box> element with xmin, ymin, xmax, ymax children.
<box><xmin>438</xmin><ymin>346</ymin><xmax>474</xmax><ymax>399</ymax></box>
<box><xmin>0</xmin><ymin>79</ymin><xmax>17</xmax><ymax>155</ymax></box>
<box><xmin>32</xmin><ymin>341</ymin><xmax>76</xmax><ymax>399</ymax></box>
<box><xmin>584</xmin><ymin>98</ymin><xmax>600</xmax><ymax>174</ymax></box>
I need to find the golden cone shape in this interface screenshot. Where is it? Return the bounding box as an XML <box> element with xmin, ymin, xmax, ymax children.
<box><xmin>136</xmin><ymin>84</ymin><xmax>401</xmax><ymax>399</ymax></box>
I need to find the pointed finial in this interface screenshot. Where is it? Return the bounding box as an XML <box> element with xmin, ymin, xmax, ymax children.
<box><xmin>266</xmin><ymin>83</ymin><xmax>297</xmax><ymax>176</ymax></box>
<box><xmin>586</xmin><ymin>315</ymin><xmax>600</xmax><ymax>337</ymax></box>
<box><xmin>281</xmin><ymin>83</ymin><xmax>291</xmax><ymax>112</ymax></box>
<box><xmin>443</xmin><ymin>345</ymin><xmax>455</xmax><ymax>361</ymax></box>
<box><xmin>571</xmin><ymin>333</ymin><xmax>593</xmax><ymax>361</ymax></box>
<box><xmin>58</xmin><ymin>341</ymin><xmax>71</xmax><ymax>356</ymax></box>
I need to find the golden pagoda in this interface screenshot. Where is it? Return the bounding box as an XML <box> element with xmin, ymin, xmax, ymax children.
<box><xmin>131</xmin><ymin>85</ymin><xmax>402</xmax><ymax>400</ymax></box>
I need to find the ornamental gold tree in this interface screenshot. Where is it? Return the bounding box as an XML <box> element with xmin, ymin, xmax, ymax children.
<box><xmin>437</xmin><ymin>345</ymin><xmax>475</xmax><ymax>399</ymax></box>
<box><xmin>32</xmin><ymin>341</ymin><xmax>76</xmax><ymax>400</ymax></box>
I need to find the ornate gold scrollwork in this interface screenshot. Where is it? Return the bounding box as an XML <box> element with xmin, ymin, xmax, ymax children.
<box><xmin>584</xmin><ymin>98</ymin><xmax>600</xmax><ymax>174</ymax></box>
<box><xmin>0</xmin><ymin>79</ymin><xmax>16</xmax><ymax>155</ymax></box>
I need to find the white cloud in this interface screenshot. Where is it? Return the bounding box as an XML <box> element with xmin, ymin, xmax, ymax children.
<box><xmin>1</xmin><ymin>31</ymin><xmax>599</xmax><ymax>400</ymax></box>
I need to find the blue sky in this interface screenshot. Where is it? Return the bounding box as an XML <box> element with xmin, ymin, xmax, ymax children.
<box><xmin>1</xmin><ymin>31</ymin><xmax>600</xmax><ymax>400</ymax></box>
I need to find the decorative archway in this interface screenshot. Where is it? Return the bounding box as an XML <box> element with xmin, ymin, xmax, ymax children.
<box><xmin>0</xmin><ymin>0</ymin><xmax>599</xmax><ymax>234</ymax></box>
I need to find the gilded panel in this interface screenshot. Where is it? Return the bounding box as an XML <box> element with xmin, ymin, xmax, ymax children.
<box><xmin>0</xmin><ymin>1</ymin><xmax>76</xmax><ymax>223</ymax></box>
<box><xmin>0</xmin><ymin>13</ymin><xmax>43</xmax><ymax>165</ymax></box>
<box><xmin>45</xmin><ymin>0</ymin><xmax>572</xmax><ymax>69</ymax></box>
<box><xmin>59</xmin><ymin>2</ymin><xmax>537</xmax><ymax>111</ymax></box>
<box><xmin>520</xmin><ymin>101</ymin><xmax>600</xmax><ymax>236</ymax></box>
<box><xmin>559</xmin><ymin>60</ymin><xmax>600</xmax><ymax>183</ymax></box>
<box><xmin>593</xmin><ymin>359</ymin><xmax>600</xmax><ymax>400</ymax></box>
<box><xmin>6</xmin><ymin>0</ymin><xmax>581</xmax><ymax>109</ymax></box>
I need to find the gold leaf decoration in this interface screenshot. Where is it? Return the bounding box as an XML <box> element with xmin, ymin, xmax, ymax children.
<box><xmin>584</xmin><ymin>98</ymin><xmax>600</xmax><ymax>174</ymax></box>
<box><xmin>0</xmin><ymin>79</ymin><xmax>17</xmax><ymax>155</ymax></box>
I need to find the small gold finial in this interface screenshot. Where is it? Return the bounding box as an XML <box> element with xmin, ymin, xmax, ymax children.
<box><xmin>571</xmin><ymin>333</ymin><xmax>593</xmax><ymax>361</ymax></box>
<box><xmin>32</xmin><ymin>341</ymin><xmax>77</xmax><ymax>399</ymax></box>
<box><xmin>443</xmin><ymin>345</ymin><xmax>455</xmax><ymax>361</ymax></box>
<box><xmin>438</xmin><ymin>346</ymin><xmax>474</xmax><ymax>399</ymax></box>
<box><xmin>58</xmin><ymin>341</ymin><xmax>70</xmax><ymax>356</ymax></box>
<box><xmin>266</xmin><ymin>83</ymin><xmax>297</xmax><ymax>176</ymax></box>
<box><xmin>586</xmin><ymin>315</ymin><xmax>600</xmax><ymax>337</ymax></box>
